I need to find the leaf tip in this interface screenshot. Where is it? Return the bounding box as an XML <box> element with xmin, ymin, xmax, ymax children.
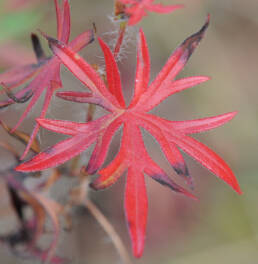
<box><xmin>231</xmin><ymin>111</ymin><xmax>238</xmax><ymax>117</ymax></box>
<box><xmin>38</xmin><ymin>29</ymin><xmax>62</xmax><ymax>51</ymax></box>
<box><xmin>15</xmin><ymin>163</ymin><xmax>26</xmax><ymax>172</ymax></box>
<box><xmin>204</xmin><ymin>75</ymin><xmax>212</xmax><ymax>81</ymax></box>
<box><xmin>133</xmin><ymin>245</ymin><xmax>144</xmax><ymax>258</ymax></box>
<box><xmin>231</xmin><ymin>179</ymin><xmax>242</xmax><ymax>195</ymax></box>
<box><xmin>181</xmin><ymin>15</ymin><xmax>210</xmax><ymax>59</ymax></box>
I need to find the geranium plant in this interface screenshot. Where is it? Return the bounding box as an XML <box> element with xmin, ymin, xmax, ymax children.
<box><xmin>0</xmin><ymin>0</ymin><xmax>241</xmax><ymax>263</ymax></box>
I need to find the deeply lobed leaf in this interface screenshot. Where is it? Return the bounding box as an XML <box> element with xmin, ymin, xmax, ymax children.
<box><xmin>16</xmin><ymin>17</ymin><xmax>241</xmax><ymax>258</ymax></box>
<box><xmin>0</xmin><ymin>0</ymin><xmax>94</xmax><ymax>159</ymax></box>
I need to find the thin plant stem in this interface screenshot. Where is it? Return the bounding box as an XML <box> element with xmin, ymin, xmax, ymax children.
<box><xmin>85</xmin><ymin>199</ymin><xmax>132</xmax><ymax>264</ymax></box>
<box><xmin>86</xmin><ymin>103</ymin><xmax>96</xmax><ymax>123</ymax></box>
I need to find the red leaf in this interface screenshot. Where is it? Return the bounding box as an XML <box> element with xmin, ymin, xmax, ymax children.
<box><xmin>54</xmin><ymin>0</ymin><xmax>62</xmax><ymax>40</ymax></box>
<box><xmin>59</xmin><ymin>0</ymin><xmax>71</xmax><ymax>43</ymax></box>
<box><xmin>119</xmin><ymin>0</ymin><xmax>183</xmax><ymax>26</ymax></box>
<box><xmin>168</xmin><ymin>133</ymin><xmax>242</xmax><ymax>194</ymax></box>
<box><xmin>17</xmin><ymin>135</ymin><xmax>96</xmax><ymax>171</ymax></box>
<box><xmin>146</xmin><ymin>126</ymin><xmax>192</xmax><ymax>187</ymax></box>
<box><xmin>87</xmin><ymin>118</ymin><xmax>123</xmax><ymax>174</ymax></box>
<box><xmin>129</xmin><ymin>29</ymin><xmax>150</xmax><ymax>108</ymax></box>
<box><xmin>20</xmin><ymin>82</ymin><xmax>56</xmax><ymax>159</ymax></box>
<box><xmin>17</xmin><ymin>17</ymin><xmax>241</xmax><ymax>257</ymax></box>
<box><xmin>98</xmin><ymin>37</ymin><xmax>125</xmax><ymax>108</ymax></box>
<box><xmin>134</xmin><ymin>15</ymin><xmax>210</xmax><ymax>111</ymax></box>
<box><xmin>172</xmin><ymin>112</ymin><xmax>237</xmax><ymax>134</ymax></box>
<box><xmin>0</xmin><ymin>64</ymin><xmax>40</xmax><ymax>89</ymax></box>
<box><xmin>69</xmin><ymin>30</ymin><xmax>94</xmax><ymax>52</ymax></box>
<box><xmin>141</xmin><ymin>75</ymin><xmax>210</xmax><ymax>112</ymax></box>
<box><xmin>0</xmin><ymin>0</ymin><xmax>94</xmax><ymax>158</ymax></box>
<box><xmin>47</xmin><ymin>37</ymin><xmax>119</xmax><ymax>111</ymax></box>
<box><xmin>125</xmin><ymin>168</ymin><xmax>147</xmax><ymax>258</ymax></box>
<box><xmin>56</xmin><ymin>91</ymin><xmax>109</xmax><ymax>109</ymax></box>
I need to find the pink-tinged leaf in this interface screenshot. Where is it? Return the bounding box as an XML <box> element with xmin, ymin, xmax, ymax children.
<box><xmin>125</xmin><ymin>168</ymin><xmax>147</xmax><ymax>258</ymax></box>
<box><xmin>129</xmin><ymin>29</ymin><xmax>150</xmax><ymax>108</ymax></box>
<box><xmin>47</xmin><ymin>37</ymin><xmax>120</xmax><ymax>111</ymax></box>
<box><xmin>69</xmin><ymin>30</ymin><xmax>94</xmax><ymax>52</ymax></box>
<box><xmin>167</xmin><ymin>132</ymin><xmax>242</xmax><ymax>194</ymax></box>
<box><xmin>0</xmin><ymin>0</ymin><xmax>93</xmax><ymax>160</ymax></box>
<box><xmin>37</xmin><ymin>119</ymin><xmax>86</xmax><ymax>136</ymax></box>
<box><xmin>10</xmin><ymin>90</ymin><xmax>45</xmax><ymax>132</ymax></box>
<box><xmin>10</xmin><ymin>59</ymin><xmax>61</xmax><ymax>133</ymax></box>
<box><xmin>54</xmin><ymin>0</ymin><xmax>62</xmax><ymax>40</ymax></box>
<box><xmin>98</xmin><ymin>37</ymin><xmax>126</xmax><ymax>108</ymax></box>
<box><xmin>10</xmin><ymin>65</ymin><xmax>52</xmax><ymax>132</ymax></box>
<box><xmin>56</xmin><ymin>91</ymin><xmax>111</xmax><ymax>110</ymax></box>
<box><xmin>37</xmin><ymin>115</ymin><xmax>111</xmax><ymax>136</ymax></box>
<box><xmin>135</xmin><ymin>16</ymin><xmax>210</xmax><ymax>109</ymax></box>
<box><xmin>20</xmin><ymin>84</ymin><xmax>56</xmax><ymax>160</ymax></box>
<box><xmin>142</xmin><ymin>75</ymin><xmax>210</xmax><ymax>112</ymax></box>
<box><xmin>147</xmin><ymin>4</ymin><xmax>183</xmax><ymax>13</ymax></box>
<box><xmin>16</xmin><ymin>134</ymin><xmax>97</xmax><ymax>172</ymax></box>
<box><xmin>56</xmin><ymin>91</ymin><xmax>95</xmax><ymax>103</ymax></box>
<box><xmin>60</xmin><ymin>0</ymin><xmax>71</xmax><ymax>43</ymax></box>
<box><xmin>0</xmin><ymin>64</ymin><xmax>41</xmax><ymax>89</ymax></box>
<box><xmin>172</xmin><ymin>112</ymin><xmax>237</xmax><ymax>134</ymax></box>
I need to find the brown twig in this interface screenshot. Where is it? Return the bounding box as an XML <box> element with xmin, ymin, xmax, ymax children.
<box><xmin>0</xmin><ymin>120</ymin><xmax>40</xmax><ymax>154</ymax></box>
<box><xmin>86</xmin><ymin>103</ymin><xmax>96</xmax><ymax>123</ymax></box>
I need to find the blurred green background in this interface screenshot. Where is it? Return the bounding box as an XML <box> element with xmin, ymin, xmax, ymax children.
<box><xmin>0</xmin><ymin>0</ymin><xmax>258</xmax><ymax>263</ymax></box>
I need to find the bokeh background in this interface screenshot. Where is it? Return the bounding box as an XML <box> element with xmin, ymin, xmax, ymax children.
<box><xmin>0</xmin><ymin>0</ymin><xmax>258</xmax><ymax>263</ymax></box>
